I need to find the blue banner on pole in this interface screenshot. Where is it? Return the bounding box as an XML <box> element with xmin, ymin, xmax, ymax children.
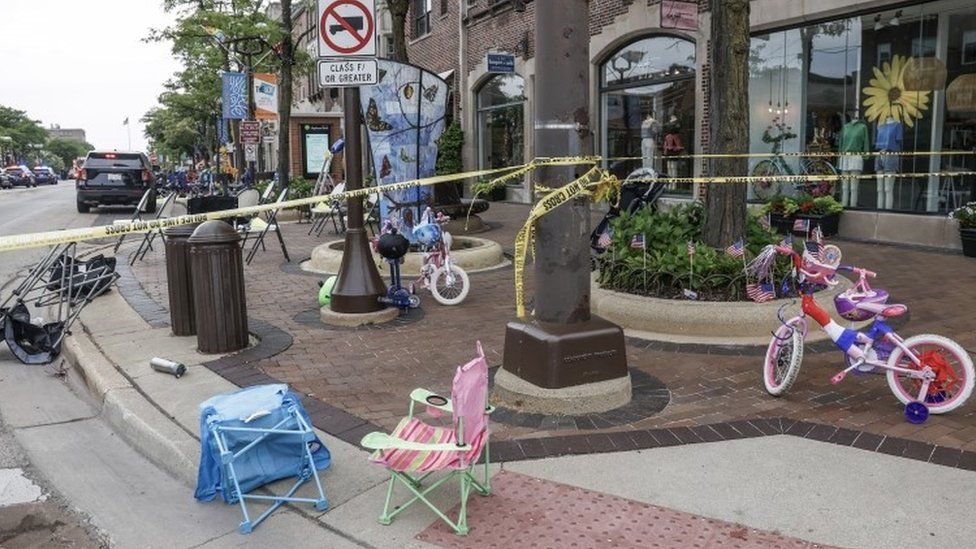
<box><xmin>217</xmin><ymin>118</ymin><xmax>229</xmax><ymax>146</ymax></box>
<box><xmin>221</xmin><ymin>72</ymin><xmax>248</xmax><ymax>120</ymax></box>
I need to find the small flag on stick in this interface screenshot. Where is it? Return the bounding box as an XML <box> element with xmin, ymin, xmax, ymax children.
<box><xmin>793</xmin><ymin>218</ymin><xmax>811</xmax><ymax>234</ymax></box>
<box><xmin>597</xmin><ymin>230</ymin><xmax>612</xmax><ymax>250</ymax></box>
<box><xmin>810</xmin><ymin>224</ymin><xmax>824</xmax><ymax>243</ymax></box>
<box><xmin>759</xmin><ymin>214</ymin><xmax>771</xmax><ymax>230</ymax></box>
<box><xmin>724</xmin><ymin>238</ymin><xmax>745</xmax><ymax>258</ymax></box>
<box><xmin>746</xmin><ymin>282</ymin><xmax>776</xmax><ymax>303</ymax></box>
<box><xmin>630</xmin><ymin>234</ymin><xmax>646</xmax><ymax>250</ymax></box>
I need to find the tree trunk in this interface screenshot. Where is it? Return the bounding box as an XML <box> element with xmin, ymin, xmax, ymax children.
<box><xmin>277</xmin><ymin>0</ymin><xmax>294</xmax><ymax>191</ymax></box>
<box><xmin>389</xmin><ymin>0</ymin><xmax>409</xmax><ymax>62</ymax></box>
<box><xmin>702</xmin><ymin>0</ymin><xmax>750</xmax><ymax>248</ymax></box>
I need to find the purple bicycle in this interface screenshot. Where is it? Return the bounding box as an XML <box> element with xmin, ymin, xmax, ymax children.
<box><xmin>763</xmin><ymin>243</ymin><xmax>974</xmax><ymax>423</ymax></box>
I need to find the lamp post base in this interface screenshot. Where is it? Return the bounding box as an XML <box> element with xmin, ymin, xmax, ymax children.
<box><xmin>329</xmin><ymin>228</ymin><xmax>386</xmax><ymax>313</ymax></box>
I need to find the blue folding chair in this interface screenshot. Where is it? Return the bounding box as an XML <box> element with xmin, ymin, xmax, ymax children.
<box><xmin>195</xmin><ymin>384</ymin><xmax>331</xmax><ymax>534</ymax></box>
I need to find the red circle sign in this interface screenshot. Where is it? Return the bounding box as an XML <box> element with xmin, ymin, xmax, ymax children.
<box><xmin>320</xmin><ymin>0</ymin><xmax>374</xmax><ymax>55</ymax></box>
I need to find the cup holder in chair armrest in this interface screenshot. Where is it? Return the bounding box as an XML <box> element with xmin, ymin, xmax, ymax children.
<box><xmin>410</xmin><ymin>388</ymin><xmax>454</xmax><ymax>412</ymax></box>
<box><xmin>426</xmin><ymin>395</ymin><xmax>448</xmax><ymax>406</ymax></box>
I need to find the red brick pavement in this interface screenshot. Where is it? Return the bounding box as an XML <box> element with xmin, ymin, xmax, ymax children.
<box><xmin>127</xmin><ymin>202</ymin><xmax>976</xmax><ymax>454</ymax></box>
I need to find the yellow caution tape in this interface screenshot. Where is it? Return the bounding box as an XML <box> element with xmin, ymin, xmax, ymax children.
<box><xmin>606</xmin><ymin>150</ymin><xmax>976</xmax><ymax>161</ymax></box>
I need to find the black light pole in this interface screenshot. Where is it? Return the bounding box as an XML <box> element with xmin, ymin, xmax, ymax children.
<box><xmin>500</xmin><ymin>0</ymin><xmax>629</xmax><ymax>398</ymax></box>
<box><xmin>330</xmin><ymin>87</ymin><xmax>386</xmax><ymax>313</ymax></box>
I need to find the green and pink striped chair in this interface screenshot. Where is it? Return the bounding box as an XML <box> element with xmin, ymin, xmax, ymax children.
<box><xmin>360</xmin><ymin>342</ymin><xmax>493</xmax><ymax>535</ymax></box>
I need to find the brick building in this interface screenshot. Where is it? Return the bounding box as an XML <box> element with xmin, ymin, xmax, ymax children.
<box><xmin>397</xmin><ymin>0</ymin><xmax>976</xmax><ymax>250</ymax></box>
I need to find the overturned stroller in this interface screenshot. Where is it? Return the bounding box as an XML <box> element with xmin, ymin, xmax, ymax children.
<box><xmin>0</xmin><ymin>244</ymin><xmax>120</xmax><ymax>364</ymax></box>
<box><xmin>590</xmin><ymin>167</ymin><xmax>668</xmax><ymax>254</ymax></box>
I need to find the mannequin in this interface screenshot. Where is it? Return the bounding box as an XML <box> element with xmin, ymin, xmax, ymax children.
<box><xmin>838</xmin><ymin>111</ymin><xmax>869</xmax><ymax>207</ymax></box>
<box><xmin>640</xmin><ymin>112</ymin><xmax>661</xmax><ymax>172</ymax></box>
<box><xmin>662</xmin><ymin>114</ymin><xmax>684</xmax><ymax>178</ymax></box>
<box><xmin>874</xmin><ymin>116</ymin><xmax>903</xmax><ymax>210</ymax></box>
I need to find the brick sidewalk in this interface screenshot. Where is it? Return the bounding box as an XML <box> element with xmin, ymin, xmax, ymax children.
<box><xmin>125</xmin><ymin>202</ymin><xmax>976</xmax><ymax>465</ymax></box>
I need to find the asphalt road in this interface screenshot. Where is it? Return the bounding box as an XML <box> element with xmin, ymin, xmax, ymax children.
<box><xmin>0</xmin><ymin>181</ymin><xmax>129</xmax><ymax>547</ymax></box>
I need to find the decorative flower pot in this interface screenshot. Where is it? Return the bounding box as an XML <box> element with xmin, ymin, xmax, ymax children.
<box><xmin>793</xmin><ymin>212</ymin><xmax>841</xmax><ymax>237</ymax></box>
<box><xmin>961</xmin><ymin>228</ymin><xmax>976</xmax><ymax>258</ymax></box>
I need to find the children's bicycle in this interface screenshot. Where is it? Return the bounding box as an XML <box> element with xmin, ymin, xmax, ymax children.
<box><xmin>410</xmin><ymin>208</ymin><xmax>469</xmax><ymax>306</ymax></box>
<box><xmin>763</xmin><ymin>243</ymin><xmax>974</xmax><ymax>423</ymax></box>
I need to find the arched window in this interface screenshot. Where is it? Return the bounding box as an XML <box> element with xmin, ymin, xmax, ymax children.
<box><xmin>601</xmin><ymin>35</ymin><xmax>696</xmax><ymax>195</ymax></box>
<box><xmin>477</xmin><ymin>74</ymin><xmax>525</xmax><ymax>171</ymax></box>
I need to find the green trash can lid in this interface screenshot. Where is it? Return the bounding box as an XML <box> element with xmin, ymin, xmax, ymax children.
<box><xmin>187</xmin><ymin>220</ymin><xmax>241</xmax><ymax>244</ymax></box>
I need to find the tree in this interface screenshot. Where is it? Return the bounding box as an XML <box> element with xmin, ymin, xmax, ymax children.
<box><xmin>0</xmin><ymin>106</ymin><xmax>48</xmax><ymax>161</ymax></box>
<box><xmin>45</xmin><ymin>137</ymin><xmax>94</xmax><ymax>168</ymax></box>
<box><xmin>388</xmin><ymin>0</ymin><xmax>410</xmax><ymax>62</ymax></box>
<box><xmin>276</xmin><ymin>0</ymin><xmax>294</xmax><ymax>189</ymax></box>
<box><xmin>702</xmin><ymin>0</ymin><xmax>750</xmax><ymax>248</ymax></box>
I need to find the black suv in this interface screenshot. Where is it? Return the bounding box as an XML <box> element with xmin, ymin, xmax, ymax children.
<box><xmin>76</xmin><ymin>152</ymin><xmax>156</xmax><ymax>213</ymax></box>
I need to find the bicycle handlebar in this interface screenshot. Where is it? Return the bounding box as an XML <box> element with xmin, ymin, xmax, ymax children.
<box><xmin>838</xmin><ymin>265</ymin><xmax>876</xmax><ymax>278</ymax></box>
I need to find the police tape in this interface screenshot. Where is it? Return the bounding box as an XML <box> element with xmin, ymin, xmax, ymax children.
<box><xmin>606</xmin><ymin>150</ymin><xmax>976</xmax><ymax>161</ymax></box>
<box><xmin>0</xmin><ymin>164</ymin><xmax>532</xmax><ymax>253</ymax></box>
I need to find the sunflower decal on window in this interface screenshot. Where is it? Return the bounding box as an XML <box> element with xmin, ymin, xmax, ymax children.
<box><xmin>863</xmin><ymin>55</ymin><xmax>930</xmax><ymax>127</ymax></box>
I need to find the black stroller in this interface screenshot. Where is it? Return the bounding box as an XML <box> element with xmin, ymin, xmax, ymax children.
<box><xmin>590</xmin><ymin>167</ymin><xmax>668</xmax><ymax>254</ymax></box>
<box><xmin>0</xmin><ymin>244</ymin><xmax>119</xmax><ymax>364</ymax></box>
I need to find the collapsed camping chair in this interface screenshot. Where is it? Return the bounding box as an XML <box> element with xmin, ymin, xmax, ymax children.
<box><xmin>360</xmin><ymin>341</ymin><xmax>493</xmax><ymax>536</ymax></box>
<box><xmin>590</xmin><ymin>167</ymin><xmax>668</xmax><ymax>254</ymax></box>
<box><xmin>125</xmin><ymin>190</ymin><xmax>178</xmax><ymax>265</ymax></box>
<box><xmin>243</xmin><ymin>187</ymin><xmax>290</xmax><ymax>265</ymax></box>
<box><xmin>0</xmin><ymin>243</ymin><xmax>120</xmax><ymax>364</ymax></box>
<box><xmin>195</xmin><ymin>384</ymin><xmax>330</xmax><ymax>534</ymax></box>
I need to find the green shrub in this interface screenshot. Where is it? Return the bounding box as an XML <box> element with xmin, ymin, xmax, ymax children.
<box><xmin>596</xmin><ymin>202</ymin><xmax>794</xmax><ymax>301</ymax></box>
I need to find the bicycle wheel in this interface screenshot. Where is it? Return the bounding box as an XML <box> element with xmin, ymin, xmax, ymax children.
<box><xmin>885</xmin><ymin>334</ymin><xmax>974</xmax><ymax>414</ymax></box>
<box><xmin>763</xmin><ymin>317</ymin><xmax>806</xmax><ymax>396</ymax></box>
<box><xmin>799</xmin><ymin>158</ymin><xmax>837</xmax><ymax>195</ymax></box>
<box><xmin>751</xmin><ymin>160</ymin><xmax>781</xmax><ymax>200</ymax></box>
<box><xmin>430</xmin><ymin>264</ymin><xmax>469</xmax><ymax>306</ymax></box>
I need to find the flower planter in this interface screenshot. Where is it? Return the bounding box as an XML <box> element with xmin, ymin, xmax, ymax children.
<box><xmin>793</xmin><ymin>212</ymin><xmax>840</xmax><ymax>237</ymax></box>
<box><xmin>961</xmin><ymin>228</ymin><xmax>976</xmax><ymax>258</ymax></box>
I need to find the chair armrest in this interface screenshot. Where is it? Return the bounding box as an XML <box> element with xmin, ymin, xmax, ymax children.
<box><xmin>410</xmin><ymin>388</ymin><xmax>453</xmax><ymax>413</ymax></box>
<box><xmin>360</xmin><ymin>432</ymin><xmax>470</xmax><ymax>452</ymax></box>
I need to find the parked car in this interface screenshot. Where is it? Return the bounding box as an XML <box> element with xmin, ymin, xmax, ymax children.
<box><xmin>4</xmin><ymin>165</ymin><xmax>37</xmax><ymax>187</ymax></box>
<box><xmin>76</xmin><ymin>151</ymin><xmax>156</xmax><ymax>213</ymax></box>
<box><xmin>32</xmin><ymin>166</ymin><xmax>58</xmax><ymax>185</ymax></box>
<box><xmin>0</xmin><ymin>171</ymin><xmax>12</xmax><ymax>189</ymax></box>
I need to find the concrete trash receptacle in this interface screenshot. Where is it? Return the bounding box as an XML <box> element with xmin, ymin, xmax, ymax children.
<box><xmin>188</xmin><ymin>221</ymin><xmax>248</xmax><ymax>353</ymax></box>
<box><xmin>164</xmin><ymin>223</ymin><xmax>200</xmax><ymax>336</ymax></box>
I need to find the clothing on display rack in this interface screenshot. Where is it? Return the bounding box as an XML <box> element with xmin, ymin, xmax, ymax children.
<box><xmin>838</xmin><ymin>116</ymin><xmax>870</xmax><ymax>207</ymax></box>
<box><xmin>875</xmin><ymin>117</ymin><xmax>903</xmax><ymax>210</ymax></box>
<box><xmin>662</xmin><ymin>116</ymin><xmax>684</xmax><ymax>179</ymax></box>
<box><xmin>640</xmin><ymin>114</ymin><xmax>662</xmax><ymax>172</ymax></box>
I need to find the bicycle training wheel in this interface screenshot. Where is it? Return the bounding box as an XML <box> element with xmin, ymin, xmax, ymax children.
<box><xmin>763</xmin><ymin>318</ymin><xmax>805</xmax><ymax>396</ymax></box>
<box><xmin>751</xmin><ymin>160</ymin><xmax>781</xmax><ymax>200</ymax></box>
<box><xmin>886</xmin><ymin>334</ymin><xmax>974</xmax><ymax>414</ymax></box>
<box><xmin>430</xmin><ymin>265</ymin><xmax>470</xmax><ymax>306</ymax></box>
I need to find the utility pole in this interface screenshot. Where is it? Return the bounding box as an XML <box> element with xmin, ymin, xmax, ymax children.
<box><xmin>497</xmin><ymin>0</ymin><xmax>630</xmax><ymax>414</ymax></box>
<box><xmin>329</xmin><ymin>87</ymin><xmax>386</xmax><ymax>313</ymax></box>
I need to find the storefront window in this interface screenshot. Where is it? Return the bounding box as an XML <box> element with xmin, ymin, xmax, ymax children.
<box><xmin>600</xmin><ymin>35</ymin><xmax>697</xmax><ymax>195</ymax></box>
<box><xmin>477</xmin><ymin>74</ymin><xmax>525</xmax><ymax>172</ymax></box>
<box><xmin>748</xmin><ymin>1</ymin><xmax>976</xmax><ymax>213</ymax></box>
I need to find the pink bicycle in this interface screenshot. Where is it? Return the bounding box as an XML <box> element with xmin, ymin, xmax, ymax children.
<box><xmin>763</xmin><ymin>243</ymin><xmax>974</xmax><ymax>423</ymax></box>
<box><xmin>410</xmin><ymin>208</ymin><xmax>469</xmax><ymax>306</ymax></box>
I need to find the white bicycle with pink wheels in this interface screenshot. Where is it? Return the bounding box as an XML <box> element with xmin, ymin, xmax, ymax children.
<box><xmin>763</xmin><ymin>243</ymin><xmax>974</xmax><ymax>424</ymax></box>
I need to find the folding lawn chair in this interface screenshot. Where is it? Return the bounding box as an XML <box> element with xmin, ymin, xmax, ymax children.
<box><xmin>113</xmin><ymin>188</ymin><xmax>153</xmax><ymax>253</ymax></box>
<box><xmin>365</xmin><ymin>192</ymin><xmax>381</xmax><ymax>236</ymax></box>
<box><xmin>127</xmin><ymin>191</ymin><xmax>178</xmax><ymax>264</ymax></box>
<box><xmin>195</xmin><ymin>384</ymin><xmax>331</xmax><ymax>534</ymax></box>
<box><xmin>243</xmin><ymin>188</ymin><xmax>290</xmax><ymax>265</ymax></box>
<box><xmin>361</xmin><ymin>341</ymin><xmax>493</xmax><ymax>536</ymax></box>
<box><xmin>308</xmin><ymin>182</ymin><xmax>346</xmax><ymax>237</ymax></box>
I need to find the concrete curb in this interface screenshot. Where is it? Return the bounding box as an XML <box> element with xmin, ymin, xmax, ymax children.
<box><xmin>63</xmin><ymin>329</ymin><xmax>199</xmax><ymax>487</ymax></box>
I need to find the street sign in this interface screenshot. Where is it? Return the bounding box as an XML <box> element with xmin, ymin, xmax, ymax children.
<box><xmin>487</xmin><ymin>53</ymin><xmax>515</xmax><ymax>73</ymax></box>
<box><xmin>317</xmin><ymin>0</ymin><xmax>376</xmax><ymax>58</ymax></box>
<box><xmin>318</xmin><ymin>58</ymin><xmax>378</xmax><ymax>86</ymax></box>
<box><xmin>244</xmin><ymin>143</ymin><xmax>258</xmax><ymax>162</ymax></box>
<box><xmin>240</xmin><ymin>120</ymin><xmax>260</xmax><ymax>144</ymax></box>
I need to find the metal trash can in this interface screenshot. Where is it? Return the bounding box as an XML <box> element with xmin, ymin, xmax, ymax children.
<box><xmin>188</xmin><ymin>221</ymin><xmax>248</xmax><ymax>353</ymax></box>
<box><xmin>163</xmin><ymin>223</ymin><xmax>199</xmax><ymax>336</ymax></box>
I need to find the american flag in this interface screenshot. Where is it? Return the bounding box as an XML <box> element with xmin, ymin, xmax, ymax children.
<box><xmin>682</xmin><ymin>288</ymin><xmax>698</xmax><ymax>300</ymax></box>
<box><xmin>630</xmin><ymin>234</ymin><xmax>646</xmax><ymax>250</ymax></box>
<box><xmin>810</xmin><ymin>224</ymin><xmax>824</xmax><ymax>243</ymax></box>
<box><xmin>779</xmin><ymin>234</ymin><xmax>794</xmax><ymax>248</ymax></box>
<box><xmin>725</xmin><ymin>238</ymin><xmax>745</xmax><ymax>258</ymax></box>
<box><xmin>805</xmin><ymin>240</ymin><xmax>823</xmax><ymax>261</ymax></box>
<box><xmin>746</xmin><ymin>282</ymin><xmax>776</xmax><ymax>303</ymax></box>
<box><xmin>793</xmin><ymin>218</ymin><xmax>811</xmax><ymax>233</ymax></box>
<box><xmin>759</xmin><ymin>214</ymin><xmax>771</xmax><ymax>230</ymax></box>
<box><xmin>687</xmin><ymin>240</ymin><xmax>696</xmax><ymax>256</ymax></box>
<box><xmin>597</xmin><ymin>230</ymin><xmax>613</xmax><ymax>249</ymax></box>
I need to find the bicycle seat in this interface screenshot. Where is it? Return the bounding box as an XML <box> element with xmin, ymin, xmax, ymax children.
<box><xmin>881</xmin><ymin>304</ymin><xmax>908</xmax><ymax>318</ymax></box>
